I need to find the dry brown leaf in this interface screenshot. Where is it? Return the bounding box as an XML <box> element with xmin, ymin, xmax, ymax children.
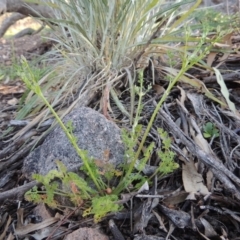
<box><xmin>15</xmin><ymin>217</ymin><xmax>60</xmax><ymax>236</ymax></box>
<box><xmin>192</xmin><ymin>132</ymin><xmax>212</xmax><ymax>154</ymax></box>
<box><xmin>206</xmin><ymin>170</ymin><xmax>214</xmax><ymax>190</ymax></box>
<box><xmin>0</xmin><ymin>84</ymin><xmax>25</xmax><ymax>95</ymax></box>
<box><xmin>162</xmin><ymin>66</ymin><xmax>226</xmax><ymax>107</ymax></box>
<box><xmin>163</xmin><ymin>191</ymin><xmax>189</xmax><ymax>205</ymax></box>
<box><xmin>200</xmin><ymin>218</ymin><xmax>218</xmax><ymax>238</ymax></box>
<box><xmin>176</xmin><ymin>94</ymin><xmax>210</xmax><ymax>196</ymax></box>
<box><xmin>7</xmin><ymin>97</ymin><xmax>19</xmax><ymax>106</ymax></box>
<box><xmin>33</xmin><ymin>203</ymin><xmax>53</xmax><ymax>221</ymax></box>
<box><xmin>15</xmin><ymin>208</ymin><xmax>60</xmax><ymax>236</ymax></box>
<box><xmin>180</xmin><ymin>148</ymin><xmax>209</xmax><ymax>196</ymax></box>
<box><xmin>189</xmin><ymin>123</ymin><xmax>214</xmax><ymax>192</ymax></box>
<box><xmin>152</xmin><ymin>84</ymin><xmax>165</xmax><ymax>95</ymax></box>
<box><xmin>0</xmin><ymin>215</ymin><xmax>11</xmax><ymax>240</ymax></box>
<box><xmin>214</xmin><ymin>33</ymin><xmax>233</xmax><ymax>68</ymax></box>
<box><xmin>187</xmin><ymin>92</ymin><xmax>204</xmax><ymax>119</ymax></box>
<box><xmin>185</xmin><ymin>192</ymin><xmax>196</xmax><ymax>200</ymax></box>
<box><xmin>181</xmin><ymin>157</ymin><xmax>209</xmax><ymax>195</ymax></box>
<box><xmin>214</xmin><ymin>33</ymin><xmax>233</xmax><ymax>48</ymax></box>
<box><xmin>177</xmin><ymin>86</ymin><xmax>187</xmax><ymax>105</ymax></box>
<box><xmin>206</xmin><ymin>52</ymin><xmax>217</xmax><ymax>68</ymax></box>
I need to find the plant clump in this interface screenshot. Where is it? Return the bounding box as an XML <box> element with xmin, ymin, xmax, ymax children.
<box><xmin>9</xmin><ymin>0</ymin><xmax>240</xmax><ymax>238</ymax></box>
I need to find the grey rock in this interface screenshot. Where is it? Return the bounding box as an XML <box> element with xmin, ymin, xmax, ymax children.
<box><xmin>23</xmin><ymin>107</ymin><xmax>125</xmax><ymax>179</ymax></box>
<box><xmin>65</xmin><ymin>227</ymin><xmax>109</xmax><ymax>240</ymax></box>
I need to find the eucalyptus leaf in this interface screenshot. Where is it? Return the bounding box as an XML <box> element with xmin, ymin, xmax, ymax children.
<box><xmin>213</xmin><ymin>67</ymin><xmax>236</xmax><ymax>114</ymax></box>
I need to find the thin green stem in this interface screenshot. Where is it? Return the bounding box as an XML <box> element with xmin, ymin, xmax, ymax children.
<box><xmin>132</xmin><ymin>69</ymin><xmax>144</xmax><ymax>134</ymax></box>
<box><xmin>133</xmin><ymin>68</ymin><xmax>185</xmax><ymax>163</ymax></box>
<box><xmin>115</xmin><ymin>36</ymin><xmax>219</xmax><ymax>194</ymax></box>
<box><xmin>114</xmin><ymin>67</ymin><xmax>187</xmax><ymax>195</ymax></box>
<box><xmin>38</xmin><ymin>92</ymin><xmax>102</xmax><ymax>192</ymax></box>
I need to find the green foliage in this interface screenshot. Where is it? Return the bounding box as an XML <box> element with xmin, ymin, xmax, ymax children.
<box><xmin>80</xmin><ymin>158</ymin><xmax>103</xmax><ymax>184</ymax></box>
<box><xmin>0</xmin><ymin>41</ymin><xmax>18</xmax><ymax>81</ymax></box>
<box><xmin>0</xmin><ymin>48</ymin><xmax>47</xmax><ymax>83</ymax></box>
<box><xmin>138</xmin><ymin>142</ymin><xmax>155</xmax><ymax>172</ymax></box>
<box><xmin>80</xmin><ymin>156</ymin><xmax>121</xmax><ymax>187</ymax></box>
<box><xmin>0</xmin><ymin>65</ymin><xmax>18</xmax><ymax>82</ymax></box>
<box><xmin>155</xmin><ymin>128</ymin><xmax>179</xmax><ymax>177</ymax></box>
<box><xmin>25</xmin><ymin>185</ymin><xmax>58</xmax><ymax>208</ymax></box>
<box><xmin>66</xmin><ymin>120</ymin><xmax>75</xmax><ymax>135</ymax></box>
<box><xmin>203</xmin><ymin>122</ymin><xmax>219</xmax><ymax>138</ymax></box>
<box><xmin>115</xmin><ymin>71</ymin><xmax>177</xmax><ymax>191</ymax></box>
<box><xmin>157</xmin><ymin>128</ymin><xmax>179</xmax><ymax>176</ymax></box>
<box><xmin>43</xmin><ymin>0</ymin><xmax>191</xmax><ymax>70</ymax></box>
<box><xmin>20</xmin><ymin>0</ymin><xmax>239</xmax><ymax>224</ymax></box>
<box><xmin>115</xmin><ymin>125</ymin><xmax>178</xmax><ymax>193</ymax></box>
<box><xmin>114</xmin><ymin>70</ymin><xmax>153</xmax><ymax>194</ymax></box>
<box><xmin>83</xmin><ymin>195</ymin><xmax>121</xmax><ymax>223</ymax></box>
<box><xmin>166</xmin><ymin>50</ymin><xmax>178</xmax><ymax>68</ymax></box>
<box><xmin>22</xmin><ymin>54</ymin><xmax>177</xmax><ymax>221</ymax></box>
<box><xmin>133</xmin><ymin>69</ymin><xmax>151</xmax><ymax>129</ymax></box>
<box><xmin>193</xmin><ymin>8</ymin><xmax>239</xmax><ymax>32</ymax></box>
<box><xmin>19</xmin><ymin>56</ymin><xmax>106</xmax><ymax>192</ymax></box>
<box><xmin>25</xmin><ymin>160</ymin><xmax>95</xmax><ymax>204</ymax></box>
<box><xmin>132</xmin><ymin>7</ymin><xmax>231</xmax><ymax>175</ymax></box>
<box><xmin>19</xmin><ymin>57</ymin><xmax>124</xmax><ymax>220</ymax></box>
<box><xmin>121</xmin><ymin>125</ymin><xmax>143</xmax><ymax>162</ymax></box>
<box><xmin>115</xmin><ymin>126</ymin><xmax>148</xmax><ymax>193</ymax></box>
<box><xmin>25</xmin><ymin>160</ymin><xmax>122</xmax><ymax>221</ymax></box>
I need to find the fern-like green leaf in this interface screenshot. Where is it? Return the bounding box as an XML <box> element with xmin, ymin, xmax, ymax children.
<box><xmin>83</xmin><ymin>195</ymin><xmax>121</xmax><ymax>223</ymax></box>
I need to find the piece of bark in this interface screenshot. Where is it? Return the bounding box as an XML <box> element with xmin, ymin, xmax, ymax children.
<box><xmin>0</xmin><ymin>181</ymin><xmax>39</xmax><ymax>203</ymax></box>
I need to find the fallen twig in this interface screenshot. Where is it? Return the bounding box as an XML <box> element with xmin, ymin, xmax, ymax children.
<box><xmin>0</xmin><ymin>181</ymin><xmax>39</xmax><ymax>203</ymax></box>
<box><xmin>159</xmin><ymin>108</ymin><xmax>240</xmax><ymax>200</ymax></box>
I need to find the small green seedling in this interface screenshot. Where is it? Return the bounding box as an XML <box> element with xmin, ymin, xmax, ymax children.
<box><xmin>155</xmin><ymin>128</ymin><xmax>179</xmax><ymax>177</ymax></box>
<box><xmin>203</xmin><ymin>122</ymin><xmax>219</xmax><ymax>138</ymax></box>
